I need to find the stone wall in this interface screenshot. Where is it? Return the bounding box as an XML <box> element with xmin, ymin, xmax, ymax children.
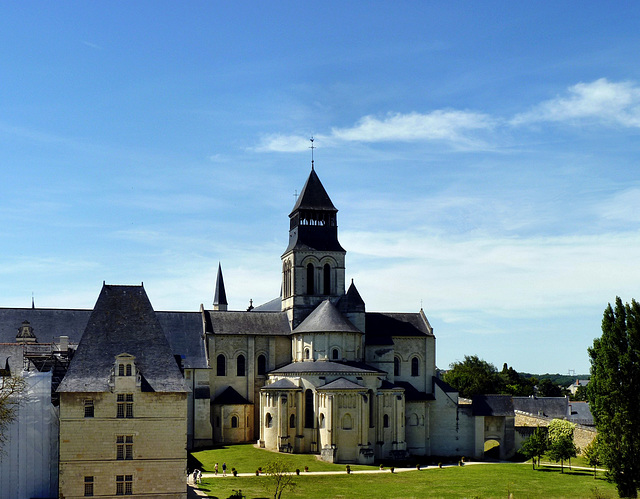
<box><xmin>514</xmin><ymin>410</ymin><xmax>596</xmax><ymax>454</ymax></box>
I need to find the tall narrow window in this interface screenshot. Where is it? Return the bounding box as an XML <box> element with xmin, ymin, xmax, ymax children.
<box><xmin>265</xmin><ymin>413</ymin><xmax>273</xmax><ymax>428</ymax></box>
<box><xmin>126</xmin><ymin>364</ymin><xmax>132</xmax><ymax>376</ymax></box>
<box><xmin>231</xmin><ymin>416</ymin><xmax>238</xmax><ymax>428</ymax></box>
<box><xmin>237</xmin><ymin>354</ymin><xmax>246</xmax><ymax>377</ymax></box>
<box><xmin>394</xmin><ymin>357</ymin><xmax>400</xmax><ymax>377</ymax></box>
<box><xmin>306</xmin><ymin>263</ymin><xmax>314</xmax><ymax>295</ymax></box>
<box><xmin>84</xmin><ymin>399</ymin><xmax>94</xmax><ymax>418</ymax></box>
<box><xmin>217</xmin><ymin>354</ymin><xmax>226</xmax><ymax>376</ymax></box>
<box><xmin>257</xmin><ymin>354</ymin><xmax>266</xmax><ymax>376</ymax></box>
<box><xmin>116</xmin><ymin>435</ymin><xmax>133</xmax><ymax>460</ymax></box>
<box><xmin>332</xmin><ymin>348</ymin><xmax>339</xmax><ymax>360</ymax></box>
<box><xmin>368</xmin><ymin>390</ymin><xmax>375</xmax><ymax>428</ymax></box>
<box><xmin>383</xmin><ymin>414</ymin><xmax>390</xmax><ymax>428</ymax></box>
<box><xmin>304</xmin><ymin>348</ymin><xmax>310</xmax><ymax>360</ymax></box>
<box><xmin>84</xmin><ymin>476</ymin><xmax>94</xmax><ymax>497</ymax></box>
<box><xmin>117</xmin><ymin>394</ymin><xmax>133</xmax><ymax>418</ymax></box>
<box><xmin>118</xmin><ymin>364</ymin><xmax>125</xmax><ymax>376</ymax></box>
<box><xmin>411</xmin><ymin>357</ymin><xmax>419</xmax><ymax>377</ymax></box>
<box><xmin>323</xmin><ymin>264</ymin><xmax>331</xmax><ymax>295</ymax></box>
<box><xmin>289</xmin><ymin>414</ymin><xmax>296</xmax><ymax>428</ymax></box>
<box><xmin>304</xmin><ymin>389</ymin><xmax>314</xmax><ymax>428</ymax></box>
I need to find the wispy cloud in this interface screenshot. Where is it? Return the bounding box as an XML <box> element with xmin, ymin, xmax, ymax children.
<box><xmin>512</xmin><ymin>78</ymin><xmax>640</xmax><ymax>127</ymax></box>
<box><xmin>255</xmin><ymin>110</ymin><xmax>494</xmax><ymax>152</ymax></box>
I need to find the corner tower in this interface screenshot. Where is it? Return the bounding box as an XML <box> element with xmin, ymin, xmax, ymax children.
<box><xmin>282</xmin><ymin>167</ymin><xmax>346</xmax><ymax>328</ymax></box>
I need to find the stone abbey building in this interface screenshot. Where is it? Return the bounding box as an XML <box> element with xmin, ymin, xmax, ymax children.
<box><xmin>0</xmin><ymin>165</ymin><xmax>516</xmax><ymax>498</ymax></box>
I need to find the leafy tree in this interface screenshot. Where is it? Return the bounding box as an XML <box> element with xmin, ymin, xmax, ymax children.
<box><xmin>444</xmin><ymin>355</ymin><xmax>504</xmax><ymax>398</ymax></box>
<box><xmin>537</xmin><ymin>378</ymin><xmax>564</xmax><ymax>397</ymax></box>
<box><xmin>548</xmin><ymin>419</ymin><xmax>576</xmax><ymax>442</ymax></box>
<box><xmin>588</xmin><ymin>297</ymin><xmax>640</xmax><ymax>498</ymax></box>
<box><xmin>571</xmin><ymin>384</ymin><xmax>589</xmax><ymax>401</ymax></box>
<box><xmin>263</xmin><ymin>460</ymin><xmax>296</xmax><ymax>499</ymax></box>
<box><xmin>547</xmin><ymin>434</ymin><xmax>577</xmax><ymax>473</ymax></box>
<box><xmin>0</xmin><ymin>373</ymin><xmax>27</xmax><ymax>450</ymax></box>
<box><xmin>500</xmin><ymin>363</ymin><xmax>536</xmax><ymax>396</ymax></box>
<box><xmin>583</xmin><ymin>436</ymin><xmax>602</xmax><ymax>479</ymax></box>
<box><xmin>520</xmin><ymin>427</ymin><xmax>548</xmax><ymax>469</ymax></box>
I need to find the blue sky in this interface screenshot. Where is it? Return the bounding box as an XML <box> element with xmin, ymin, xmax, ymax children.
<box><xmin>2</xmin><ymin>2</ymin><xmax>640</xmax><ymax>374</ymax></box>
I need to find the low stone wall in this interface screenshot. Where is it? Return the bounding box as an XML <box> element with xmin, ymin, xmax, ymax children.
<box><xmin>514</xmin><ymin>410</ymin><xmax>596</xmax><ymax>454</ymax></box>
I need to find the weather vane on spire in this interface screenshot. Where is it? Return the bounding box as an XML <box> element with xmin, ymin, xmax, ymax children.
<box><xmin>309</xmin><ymin>136</ymin><xmax>315</xmax><ymax>170</ymax></box>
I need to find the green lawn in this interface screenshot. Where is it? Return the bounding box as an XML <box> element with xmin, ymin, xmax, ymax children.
<box><xmin>190</xmin><ymin>446</ymin><xmax>617</xmax><ymax>499</ymax></box>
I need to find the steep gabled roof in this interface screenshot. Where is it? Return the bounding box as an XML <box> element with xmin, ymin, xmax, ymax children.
<box><xmin>57</xmin><ymin>284</ymin><xmax>188</xmax><ymax>393</ymax></box>
<box><xmin>293</xmin><ymin>300</ymin><xmax>360</xmax><ymax>335</ymax></box>
<box><xmin>290</xmin><ymin>168</ymin><xmax>337</xmax><ymax>214</ymax></box>
<box><xmin>337</xmin><ymin>280</ymin><xmax>365</xmax><ymax>314</ymax></box>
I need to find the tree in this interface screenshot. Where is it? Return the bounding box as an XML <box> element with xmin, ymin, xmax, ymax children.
<box><xmin>444</xmin><ymin>355</ymin><xmax>504</xmax><ymax>398</ymax></box>
<box><xmin>0</xmin><ymin>373</ymin><xmax>27</xmax><ymax>450</ymax></box>
<box><xmin>589</xmin><ymin>297</ymin><xmax>640</xmax><ymax>498</ymax></box>
<box><xmin>583</xmin><ymin>436</ymin><xmax>602</xmax><ymax>479</ymax></box>
<box><xmin>547</xmin><ymin>434</ymin><xmax>577</xmax><ymax>473</ymax></box>
<box><xmin>520</xmin><ymin>427</ymin><xmax>548</xmax><ymax>470</ymax></box>
<box><xmin>537</xmin><ymin>378</ymin><xmax>564</xmax><ymax>397</ymax></box>
<box><xmin>263</xmin><ymin>460</ymin><xmax>296</xmax><ymax>499</ymax></box>
<box><xmin>571</xmin><ymin>384</ymin><xmax>589</xmax><ymax>401</ymax></box>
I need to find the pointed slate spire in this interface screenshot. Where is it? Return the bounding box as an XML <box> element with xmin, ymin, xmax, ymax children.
<box><xmin>213</xmin><ymin>263</ymin><xmax>228</xmax><ymax>311</ymax></box>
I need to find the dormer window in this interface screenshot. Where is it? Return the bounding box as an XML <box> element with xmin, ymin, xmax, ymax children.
<box><xmin>115</xmin><ymin>354</ymin><xmax>135</xmax><ymax>378</ymax></box>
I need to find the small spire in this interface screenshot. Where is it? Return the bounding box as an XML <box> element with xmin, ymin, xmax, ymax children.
<box><xmin>246</xmin><ymin>299</ymin><xmax>254</xmax><ymax>312</ymax></box>
<box><xmin>309</xmin><ymin>137</ymin><xmax>315</xmax><ymax>170</ymax></box>
<box><xmin>213</xmin><ymin>262</ymin><xmax>228</xmax><ymax>311</ymax></box>
<box><xmin>32</xmin><ymin>292</ymin><xmax>35</xmax><ymax>309</ymax></box>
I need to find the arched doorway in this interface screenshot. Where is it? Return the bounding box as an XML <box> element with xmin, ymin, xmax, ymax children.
<box><xmin>484</xmin><ymin>439</ymin><xmax>501</xmax><ymax>460</ymax></box>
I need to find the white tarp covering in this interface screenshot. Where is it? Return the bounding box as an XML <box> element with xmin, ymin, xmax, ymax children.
<box><xmin>0</xmin><ymin>371</ymin><xmax>58</xmax><ymax>499</ymax></box>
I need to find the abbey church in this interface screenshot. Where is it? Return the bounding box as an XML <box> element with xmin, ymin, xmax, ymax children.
<box><xmin>0</xmin><ymin>165</ymin><xmax>506</xmax><ymax>498</ymax></box>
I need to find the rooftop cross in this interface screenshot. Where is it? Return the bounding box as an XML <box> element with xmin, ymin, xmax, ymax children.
<box><xmin>309</xmin><ymin>136</ymin><xmax>315</xmax><ymax>170</ymax></box>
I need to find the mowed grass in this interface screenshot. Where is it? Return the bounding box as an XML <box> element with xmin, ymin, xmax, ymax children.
<box><xmin>191</xmin><ymin>446</ymin><xmax>618</xmax><ymax>499</ymax></box>
<box><xmin>191</xmin><ymin>444</ymin><xmax>380</xmax><ymax>473</ymax></box>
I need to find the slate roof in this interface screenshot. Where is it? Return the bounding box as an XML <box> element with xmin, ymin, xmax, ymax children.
<box><xmin>0</xmin><ymin>307</ymin><xmax>91</xmax><ymax>344</ymax></box>
<box><xmin>293</xmin><ymin>300</ymin><xmax>361</xmax><ymax>335</ymax></box>
<box><xmin>0</xmin><ymin>306</ymin><xmax>209</xmax><ymax>370</ymax></box>
<box><xmin>156</xmin><ymin>311</ymin><xmax>208</xmax><ymax>369</ymax></box>
<box><xmin>0</xmin><ymin>344</ymin><xmax>25</xmax><ymax>374</ymax></box>
<box><xmin>365</xmin><ymin>311</ymin><xmax>432</xmax><ymax>345</ymax></box>
<box><xmin>213</xmin><ymin>263</ymin><xmax>228</xmax><ymax>307</ymax></box>
<box><xmin>252</xmin><ymin>297</ymin><xmax>282</xmax><ymax>312</ymax></box>
<box><xmin>290</xmin><ymin>168</ymin><xmax>337</xmax><ymax>214</ymax></box>
<box><xmin>395</xmin><ymin>381</ymin><xmax>434</xmax><ymax>401</ymax></box>
<box><xmin>472</xmin><ymin>395</ymin><xmax>515</xmax><ymax>417</ymax></box>
<box><xmin>317</xmin><ymin>377</ymin><xmax>364</xmax><ymax>391</ymax></box>
<box><xmin>262</xmin><ymin>378</ymin><xmax>301</xmax><ymax>390</ymax></box>
<box><xmin>433</xmin><ymin>376</ymin><xmax>457</xmax><ymax>394</ymax></box>
<box><xmin>512</xmin><ymin>396</ymin><xmax>569</xmax><ymax>419</ymax></box>
<box><xmin>204</xmin><ymin>310</ymin><xmax>291</xmax><ymax>335</ymax></box>
<box><xmin>57</xmin><ymin>285</ymin><xmax>188</xmax><ymax>393</ymax></box>
<box><xmin>270</xmin><ymin>360</ymin><xmax>384</xmax><ymax>375</ymax></box>
<box><xmin>568</xmin><ymin>401</ymin><xmax>594</xmax><ymax>426</ymax></box>
<box><xmin>337</xmin><ymin>280</ymin><xmax>365</xmax><ymax>314</ymax></box>
<box><xmin>213</xmin><ymin>386</ymin><xmax>250</xmax><ymax>405</ymax></box>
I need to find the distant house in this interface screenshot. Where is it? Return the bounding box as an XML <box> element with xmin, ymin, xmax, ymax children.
<box><xmin>568</xmin><ymin>378</ymin><xmax>589</xmax><ymax>395</ymax></box>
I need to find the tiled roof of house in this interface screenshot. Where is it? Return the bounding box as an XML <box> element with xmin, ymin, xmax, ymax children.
<box><xmin>156</xmin><ymin>311</ymin><xmax>208</xmax><ymax>369</ymax></box>
<box><xmin>0</xmin><ymin>307</ymin><xmax>91</xmax><ymax>344</ymax></box>
<box><xmin>261</xmin><ymin>378</ymin><xmax>301</xmax><ymax>390</ymax></box>
<box><xmin>57</xmin><ymin>285</ymin><xmax>188</xmax><ymax>394</ymax></box>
